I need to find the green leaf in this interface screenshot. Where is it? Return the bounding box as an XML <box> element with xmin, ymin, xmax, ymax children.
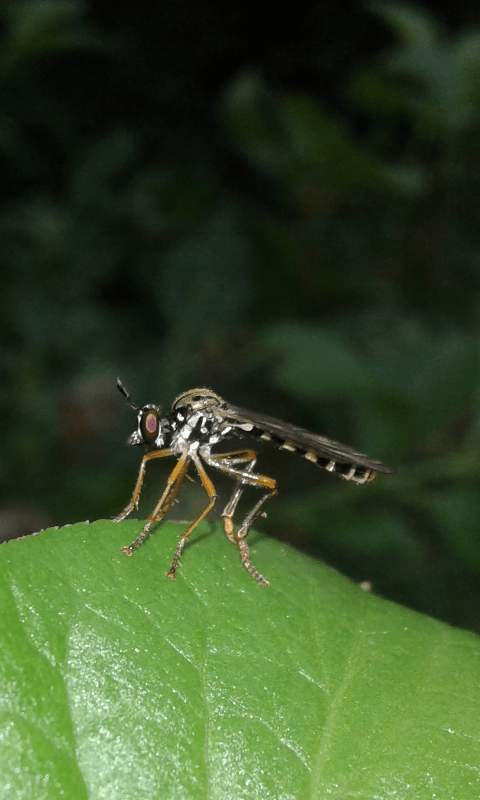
<box><xmin>1</xmin><ymin>520</ymin><xmax>480</xmax><ymax>799</ymax></box>
<box><xmin>411</xmin><ymin>486</ymin><xmax>480</xmax><ymax>569</ymax></box>
<box><xmin>220</xmin><ymin>73</ymin><xmax>387</xmax><ymax>196</ymax></box>
<box><xmin>370</xmin><ymin>323</ymin><xmax>480</xmax><ymax>440</ymax></box>
<box><xmin>368</xmin><ymin>2</ymin><xmax>480</xmax><ymax>137</ymax></box>
<box><xmin>372</xmin><ymin>2</ymin><xmax>441</xmax><ymax>49</ymax></box>
<box><xmin>1</xmin><ymin>0</ymin><xmax>105</xmax><ymax>73</ymax></box>
<box><xmin>260</xmin><ymin>321</ymin><xmax>373</xmax><ymax>401</ymax></box>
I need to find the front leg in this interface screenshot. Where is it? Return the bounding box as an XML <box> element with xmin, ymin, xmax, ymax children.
<box><xmin>113</xmin><ymin>448</ymin><xmax>172</xmax><ymax>522</ymax></box>
<box><xmin>121</xmin><ymin>451</ymin><xmax>190</xmax><ymax>555</ymax></box>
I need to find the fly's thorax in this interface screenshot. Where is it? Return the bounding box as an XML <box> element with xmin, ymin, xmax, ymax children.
<box><xmin>171</xmin><ymin>388</ymin><xmax>224</xmax><ymax>414</ymax></box>
<box><xmin>168</xmin><ymin>405</ymin><xmax>233</xmax><ymax>453</ymax></box>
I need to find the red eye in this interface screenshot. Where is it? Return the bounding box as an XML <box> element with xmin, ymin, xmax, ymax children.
<box><xmin>145</xmin><ymin>413</ymin><xmax>157</xmax><ymax>433</ymax></box>
<box><xmin>141</xmin><ymin>410</ymin><xmax>159</xmax><ymax>443</ymax></box>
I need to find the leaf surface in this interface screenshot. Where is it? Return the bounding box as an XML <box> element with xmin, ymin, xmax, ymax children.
<box><xmin>1</xmin><ymin>520</ymin><xmax>479</xmax><ymax>799</ymax></box>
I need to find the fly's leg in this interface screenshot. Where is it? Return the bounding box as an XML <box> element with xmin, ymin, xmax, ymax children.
<box><xmin>216</xmin><ymin>449</ymin><xmax>257</xmax><ymax>528</ymax></box>
<box><xmin>237</xmin><ymin>488</ymin><xmax>277</xmax><ymax>540</ymax></box>
<box><xmin>121</xmin><ymin>452</ymin><xmax>189</xmax><ymax>555</ymax></box>
<box><xmin>204</xmin><ymin>451</ymin><xmax>277</xmax><ymax>585</ymax></box>
<box><xmin>229</xmin><ymin>486</ymin><xmax>276</xmax><ymax>586</ymax></box>
<box><xmin>113</xmin><ymin>448</ymin><xmax>172</xmax><ymax>522</ymax></box>
<box><xmin>166</xmin><ymin>452</ymin><xmax>218</xmax><ymax>579</ymax></box>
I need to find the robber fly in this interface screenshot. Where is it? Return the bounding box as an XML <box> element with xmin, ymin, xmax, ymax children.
<box><xmin>113</xmin><ymin>379</ymin><xmax>394</xmax><ymax>585</ymax></box>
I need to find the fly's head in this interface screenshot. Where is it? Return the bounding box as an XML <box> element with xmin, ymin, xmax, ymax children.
<box><xmin>129</xmin><ymin>402</ymin><xmax>166</xmax><ymax>447</ymax></box>
<box><xmin>117</xmin><ymin>378</ymin><xmax>167</xmax><ymax>448</ymax></box>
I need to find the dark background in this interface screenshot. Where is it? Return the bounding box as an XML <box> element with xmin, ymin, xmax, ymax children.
<box><xmin>2</xmin><ymin>0</ymin><xmax>480</xmax><ymax>632</ymax></box>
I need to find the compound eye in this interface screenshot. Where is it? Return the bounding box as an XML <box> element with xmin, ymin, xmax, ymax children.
<box><xmin>141</xmin><ymin>408</ymin><xmax>159</xmax><ymax>443</ymax></box>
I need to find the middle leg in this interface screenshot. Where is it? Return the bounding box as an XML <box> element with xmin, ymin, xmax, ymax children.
<box><xmin>166</xmin><ymin>452</ymin><xmax>218</xmax><ymax>580</ymax></box>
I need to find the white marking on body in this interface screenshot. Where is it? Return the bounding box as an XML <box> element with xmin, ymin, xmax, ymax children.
<box><xmin>304</xmin><ymin>451</ymin><xmax>317</xmax><ymax>463</ymax></box>
<box><xmin>199</xmin><ymin>442</ymin><xmax>213</xmax><ymax>458</ymax></box>
<box><xmin>344</xmin><ymin>466</ymin><xmax>356</xmax><ymax>481</ymax></box>
<box><xmin>325</xmin><ymin>461</ymin><xmax>336</xmax><ymax>472</ymax></box>
<box><xmin>280</xmin><ymin>442</ymin><xmax>296</xmax><ymax>452</ymax></box>
<box><xmin>171</xmin><ymin>411</ymin><xmax>204</xmax><ymax>451</ymax></box>
<box><xmin>260</xmin><ymin>433</ymin><xmax>272</xmax><ymax>441</ymax></box>
<box><xmin>353</xmin><ymin>470</ymin><xmax>370</xmax><ymax>484</ymax></box>
<box><xmin>238</xmin><ymin>422</ymin><xmax>254</xmax><ymax>431</ymax></box>
<box><xmin>155</xmin><ymin>429</ymin><xmax>165</xmax><ymax>447</ymax></box>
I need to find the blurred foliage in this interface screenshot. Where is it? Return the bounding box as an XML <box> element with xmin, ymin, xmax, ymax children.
<box><xmin>1</xmin><ymin>0</ymin><xmax>480</xmax><ymax>633</ymax></box>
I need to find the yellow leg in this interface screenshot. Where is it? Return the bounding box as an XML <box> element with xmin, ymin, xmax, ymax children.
<box><xmin>121</xmin><ymin>451</ymin><xmax>189</xmax><ymax>555</ymax></box>
<box><xmin>166</xmin><ymin>452</ymin><xmax>218</xmax><ymax>579</ymax></box>
<box><xmin>204</xmin><ymin>451</ymin><xmax>276</xmax><ymax>585</ymax></box>
<box><xmin>113</xmin><ymin>448</ymin><xmax>172</xmax><ymax>522</ymax></box>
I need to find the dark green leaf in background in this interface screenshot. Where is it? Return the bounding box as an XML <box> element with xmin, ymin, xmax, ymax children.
<box><xmin>261</xmin><ymin>321</ymin><xmax>373</xmax><ymax>402</ymax></box>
